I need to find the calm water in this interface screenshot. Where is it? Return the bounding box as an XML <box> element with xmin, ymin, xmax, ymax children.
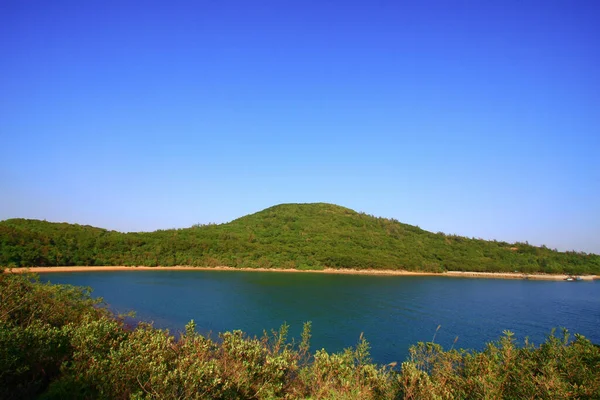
<box><xmin>40</xmin><ymin>271</ymin><xmax>599</xmax><ymax>364</ymax></box>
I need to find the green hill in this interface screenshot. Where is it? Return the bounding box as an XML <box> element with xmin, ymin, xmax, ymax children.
<box><xmin>1</xmin><ymin>203</ymin><xmax>599</xmax><ymax>274</ymax></box>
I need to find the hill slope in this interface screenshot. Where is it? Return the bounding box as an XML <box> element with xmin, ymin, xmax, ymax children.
<box><xmin>1</xmin><ymin>203</ymin><xmax>598</xmax><ymax>274</ymax></box>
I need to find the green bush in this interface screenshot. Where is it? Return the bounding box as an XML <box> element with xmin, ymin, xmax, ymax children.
<box><xmin>0</xmin><ymin>321</ymin><xmax>70</xmax><ymax>400</ymax></box>
<box><xmin>2</xmin><ymin>271</ymin><xmax>599</xmax><ymax>399</ymax></box>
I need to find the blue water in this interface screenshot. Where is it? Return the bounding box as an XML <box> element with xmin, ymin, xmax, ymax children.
<box><xmin>39</xmin><ymin>271</ymin><xmax>600</xmax><ymax>364</ymax></box>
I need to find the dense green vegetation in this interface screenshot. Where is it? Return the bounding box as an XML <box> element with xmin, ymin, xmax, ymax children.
<box><xmin>2</xmin><ymin>271</ymin><xmax>599</xmax><ymax>399</ymax></box>
<box><xmin>1</xmin><ymin>203</ymin><xmax>599</xmax><ymax>274</ymax></box>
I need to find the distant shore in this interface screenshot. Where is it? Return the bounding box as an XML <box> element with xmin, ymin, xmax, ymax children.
<box><xmin>4</xmin><ymin>266</ymin><xmax>598</xmax><ymax>281</ymax></box>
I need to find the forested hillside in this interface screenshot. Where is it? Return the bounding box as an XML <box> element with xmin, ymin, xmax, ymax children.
<box><xmin>1</xmin><ymin>203</ymin><xmax>598</xmax><ymax>274</ymax></box>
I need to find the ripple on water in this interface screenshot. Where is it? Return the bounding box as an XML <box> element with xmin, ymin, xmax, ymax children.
<box><xmin>39</xmin><ymin>272</ymin><xmax>600</xmax><ymax>364</ymax></box>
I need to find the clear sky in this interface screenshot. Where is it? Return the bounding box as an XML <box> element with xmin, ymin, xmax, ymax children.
<box><xmin>1</xmin><ymin>1</ymin><xmax>599</xmax><ymax>254</ymax></box>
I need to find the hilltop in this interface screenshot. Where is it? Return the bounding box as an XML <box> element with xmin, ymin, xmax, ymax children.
<box><xmin>1</xmin><ymin>203</ymin><xmax>599</xmax><ymax>274</ymax></box>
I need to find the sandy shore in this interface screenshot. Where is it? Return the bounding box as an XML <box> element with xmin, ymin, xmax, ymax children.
<box><xmin>4</xmin><ymin>265</ymin><xmax>439</xmax><ymax>276</ymax></box>
<box><xmin>443</xmin><ymin>271</ymin><xmax>597</xmax><ymax>281</ymax></box>
<box><xmin>3</xmin><ymin>266</ymin><xmax>598</xmax><ymax>281</ymax></box>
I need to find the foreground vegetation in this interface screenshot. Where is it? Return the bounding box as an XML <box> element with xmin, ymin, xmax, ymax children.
<box><xmin>1</xmin><ymin>203</ymin><xmax>599</xmax><ymax>274</ymax></box>
<box><xmin>2</xmin><ymin>271</ymin><xmax>599</xmax><ymax>399</ymax></box>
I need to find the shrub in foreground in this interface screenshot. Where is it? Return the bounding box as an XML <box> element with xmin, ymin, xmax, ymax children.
<box><xmin>1</xmin><ymin>271</ymin><xmax>599</xmax><ymax>399</ymax></box>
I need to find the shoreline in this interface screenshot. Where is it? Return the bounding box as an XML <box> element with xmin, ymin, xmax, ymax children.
<box><xmin>3</xmin><ymin>266</ymin><xmax>598</xmax><ymax>281</ymax></box>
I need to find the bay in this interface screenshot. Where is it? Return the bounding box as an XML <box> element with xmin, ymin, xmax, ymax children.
<box><xmin>39</xmin><ymin>271</ymin><xmax>600</xmax><ymax>364</ymax></box>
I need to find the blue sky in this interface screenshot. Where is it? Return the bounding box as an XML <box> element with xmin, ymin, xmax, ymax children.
<box><xmin>1</xmin><ymin>0</ymin><xmax>599</xmax><ymax>254</ymax></box>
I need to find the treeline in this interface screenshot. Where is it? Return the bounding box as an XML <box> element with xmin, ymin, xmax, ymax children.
<box><xmin>2</xmin><ymin>271</ymin><xmax>599</xmax><ymax>399</ymax></box>
<box><xmin>1</xmin><ymin>203</ymin><xmax>599</xmax><ymax>274</ymax></box>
